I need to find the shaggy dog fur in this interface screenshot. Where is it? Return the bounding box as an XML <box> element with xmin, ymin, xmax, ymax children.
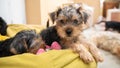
<box><xmin>83</xmin><ymin>28</ymin><xmax>120</xmax><ymax>57</ymax></box>
<box><xmin>40</xmin><ymin>3</ymin><xmax>103</xmax><ymax>63</ymax></box>
<box><xmin>0</xmin><ymin>30</ymin><xmax>45</xmax><ymax>57</ymax></box>
<box><xmin>0</xmin><ymin>17</ymin><xmax>8</xmax><ymax>35</ymax></box>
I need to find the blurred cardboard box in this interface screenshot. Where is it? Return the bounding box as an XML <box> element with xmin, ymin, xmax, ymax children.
<box><xmin>107</xmin><ymin>9</ymin><xmax>120</xmax><ymax>22</ymax></box>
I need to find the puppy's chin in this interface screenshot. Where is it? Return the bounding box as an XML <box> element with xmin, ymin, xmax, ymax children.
<box><xmin>65</xmin><ymin>37</ymin><xmax>74</xmax><ymax>41</ymax></box>
<box><xmin>60</xmin><ymin>35</ymin><xmax>76</xmax><ymax>41</ymax></box>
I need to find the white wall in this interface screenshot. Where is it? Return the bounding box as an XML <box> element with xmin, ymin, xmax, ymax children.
<box><xmin>0</xmin><ymin>0</ymin><xmax>26</xmax><ymax>24</ymax></box>
<box><xmin>40</xmin><ymin>0</ymin><xmax>74</xmax><ymax>25</ymax></box>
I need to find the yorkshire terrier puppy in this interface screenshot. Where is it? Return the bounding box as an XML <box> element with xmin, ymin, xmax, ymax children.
<box><xmin>0</xmin><ymin>17</ymin><xmax>8</xmax><ymax>35</ymax></box>
<box><xmin>40</xmin><ymin>3</ymin><xmax>103</xmax><ymax>63</ymax></box>
<box><xmin>0</xmin><ymin>30</ymin><xmax>45</xmax><ymax>57</ymax></box>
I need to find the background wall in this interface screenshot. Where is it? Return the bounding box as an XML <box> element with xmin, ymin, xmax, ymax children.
<box><xmin>25</xmin><ymin>0</ymin><xmax>41</xmax><ymax>25</ymax></box>
<box><xmin>40</xmin><ymin>0</ymin><xmax>73</xmax><ymax>25</ymax></box>
<box><xmin>0</xmin><ymin>0</ymin><xmax>100</xmax><ymax>25</ymax></box>
<box><xmin>74</xmin><ymin>0</ymin><xmax>100</xmax><ymax>23</ymax></box>
<box><xmin>38</xmin><ymin>0</ymin><xmax>100</xmax><ymax>25</ymax></box>
<box><xmin>0</xmin><ymin>0</ymin><xmax>26</xmax><ymax>24</ymax></box>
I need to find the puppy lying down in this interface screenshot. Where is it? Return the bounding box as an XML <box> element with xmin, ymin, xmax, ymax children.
<box><xmin>82</xmin><ymin>28</ymin><xmax>120</xmax><ymax>57</ymax></box>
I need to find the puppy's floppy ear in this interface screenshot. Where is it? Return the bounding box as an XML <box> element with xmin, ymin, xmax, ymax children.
<box><xmin>49</xmin><ymin>7</ymin><xmax>62</xmax><ymax>24</ymax></box>
<box><xmin>74</xmin><ymin>3</ymin><xmax>89</xmax><ymax>24</ymax></box>
<box><xmin>82</xmin><ymin>11</ymin><xmax>89</xmax><ymax>23</ymax></box>
<box><xmin>77</xmin><ymin>7</ymin><xmax>89</xmax><ymax>24</ymax></box>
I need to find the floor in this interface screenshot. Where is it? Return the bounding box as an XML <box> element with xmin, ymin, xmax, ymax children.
<box><xmin>98</xmin><ymin>49</ymin><xmax>120</xmax><ymax>68</ymax></box>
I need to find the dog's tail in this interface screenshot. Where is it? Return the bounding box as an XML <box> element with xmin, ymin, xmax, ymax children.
<box><xmin>0</xmin><ymin>17</ymin><xmax>8</xmax><ymax>35</ymax></box>
<box><xmin>97</xmin><ymin>20</ymin><xmax>106</xmax><ymax>24</ymax></box>
<box><xmin>46</xmin><ymin>19</ymin><xmax>49</xmax><ymax>28</ymax></box>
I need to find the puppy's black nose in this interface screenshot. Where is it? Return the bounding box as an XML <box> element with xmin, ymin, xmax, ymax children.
<box><xmin>66</xmin><ymin>29</ymin><xmax>72</xmax><ymax>35</ymax></box>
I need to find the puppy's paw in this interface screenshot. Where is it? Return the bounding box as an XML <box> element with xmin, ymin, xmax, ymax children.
<box><xmin>72</xmin><ymin>44</ymin><xmax>94</xmax><ymax>63</ymax></box>
<box><xmin>94</xmin><ymin>55</ymin><xmax>104</xmax><ymax>62</ymax></box>
<box><xmin>89</xmin><ymin>45</ymin><xmax>104</xmax><ymax>62</ymax></box>
<box><xmin>79</xmin><ymin>51</ymin><xmax>94</xmax><ymax>63</ymax></box>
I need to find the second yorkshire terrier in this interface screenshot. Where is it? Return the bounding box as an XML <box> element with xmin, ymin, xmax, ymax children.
<box><xmin>40</xmin><ymin>3</ymin><xmax>103</xmax><ymax>63</ymax></box>
<box><xmin>0</xmin><ymin>30</ymin><xmax>45</xmax><ymax>57</ymax></box>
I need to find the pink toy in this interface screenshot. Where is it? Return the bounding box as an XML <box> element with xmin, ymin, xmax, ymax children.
<box><xmin>36</xmin><ymin>41</ymin><xmax>61</xmax><ymax>55</ymax></box>
<box><xmin>36</xmin><ymin>49</ymin><xmax>45</xmax><ymax>55</ymax></box>
<box><xmin>46</xmin><ymin>41</ymin><xmax>61</xmax><ymax>50</ymax></box>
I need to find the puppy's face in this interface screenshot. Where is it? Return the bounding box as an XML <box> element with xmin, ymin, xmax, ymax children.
<box><xmin>49</xmin><ymin>4</ymin><xmax>89</xmax><ymax>40</ymax></box>
<box><xmin>56</xmin><ymin>7</ymin><xmax>83</xmax><ymax>39</ymax></box>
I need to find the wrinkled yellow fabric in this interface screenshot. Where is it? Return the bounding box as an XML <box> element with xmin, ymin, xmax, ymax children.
<box><xmin>0</xmin><ymin>50</ymin><xmax>96</xmax><ymax>68</ymax></box>
<box><xmin>0</xmin><ymin>34</ymin><xmax>9</xmax><ymax>41</ymax></box>
<box><xmin>7</xmin><ymin>24</ymin><xmax>45</xmax><ymax>37</ymax></box>
<box><xmin>0</xmin><ymin>24</ymin><xmax>97</xmax><ymax>68</ymax></box>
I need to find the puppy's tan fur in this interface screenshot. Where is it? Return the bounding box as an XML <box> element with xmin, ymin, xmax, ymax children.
<box><xmin>49</xmin><ymin>3</ymin><xmax>103</xmax><ymax>63</ymax></box>
<box><xmin>83</xmin><ymin>28</ymin><xmax>120</xmax><ymax>57</ymax></box>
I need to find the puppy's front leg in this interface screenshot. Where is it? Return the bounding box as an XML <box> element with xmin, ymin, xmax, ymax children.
<box><xmin>72</xmin><ymin>43</ymin><xmax>94</xmax><ymax>63</ymax></box>
<box><xmin>81</xmin><ymin>40</ymin><xmax>104</xmax><ymax>62</ymax></box>
<box><xmin>89</xmin><ymin>43</ymin><xmax>104</xmax><ymax>62</ymax></box>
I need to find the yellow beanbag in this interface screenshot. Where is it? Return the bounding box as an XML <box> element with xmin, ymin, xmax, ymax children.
<box><xmin>0</xmin><ymin>24</ymin><xmax>97</xmax><ymax>68</ymax></box>
<box><xmin>0</xmin><ymin>34</ymin><xmax>9</xmax><ymax>41</ymax></box>
<box><xmin>0</xmin><ymin>50</ymin><xmax>96</xmax><ymax>68</ymax></box>
<box><xmin>7</xmin><ymin>24</ymin><xmax>45</xmax><ymax>37</ymax></box>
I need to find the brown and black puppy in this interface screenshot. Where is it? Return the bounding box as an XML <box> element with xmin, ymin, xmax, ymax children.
<box><xmin>0</xmin><ymin>30</ymin><xmax>45</xmax><ymax>57</ymax></box>
<box><xmin>98</xmin><ymin>21</ymin><xmax>120</xmax><ymax>32</ymax></box>
<box><xmin>40</xmin><ymin>3</ymin><xmax>103</xmax><ymax>63</ymax></box>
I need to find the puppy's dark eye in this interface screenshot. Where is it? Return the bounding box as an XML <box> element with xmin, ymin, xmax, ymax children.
<box><xmin>59</xmin><ymin>20</ymin><xmax>64</xmax><ymax>24</ymax></box>
<box><xmin>73</xmin><ymin>19</ymin><xmax>78</xmax><ymax>24</ymax></box>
